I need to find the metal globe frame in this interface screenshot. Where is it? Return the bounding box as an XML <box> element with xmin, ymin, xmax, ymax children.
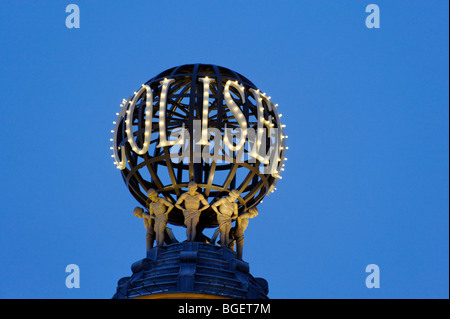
<box><xmin>112</xmin><ymin>64</ymin><xmax>286</xmax><ymax>229</ymax></box>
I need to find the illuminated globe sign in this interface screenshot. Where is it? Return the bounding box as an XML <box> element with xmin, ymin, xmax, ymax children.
<box><xmin>111</xmin><ymin>64</ymin><xmax>286</xmax><ymax>229</ymax></box>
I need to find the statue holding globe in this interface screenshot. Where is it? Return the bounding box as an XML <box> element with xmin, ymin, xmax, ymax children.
<box><xmin>134</xmin><ymin>189</ymin><xmax>174</xmax><ymax>249</ymax></box>
<box><xmin>146</xmin><ymin>189</ymin><xmax>174</xmax><ymax>247</ymax></box>
<box><xmin>111</xmin><ymin>64</ymin><xmax>287</xmax><ymax>254</ymax></box>
<box><xmin>211</xmin><ymin>190</ymin><xmax>240</xmax><ymax>247</ymax></box>
<box><xmin>133</xmin><ymin>206</ymin><xmax>154</xmax><ymax>251</ymax></box>
<box><xmin>175</xmin><ymin>182</ymin><xmax>210</xmax><ymax>242</ymax></box>
<box><xmin>234</xmin><ymin>207</ymin><xmax>259</xmax><ymax>260</ymax></box>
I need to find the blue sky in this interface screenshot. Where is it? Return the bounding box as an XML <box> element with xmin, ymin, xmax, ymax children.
<box><xmin>0</xmin><ymin>1</ymin><xmax>448</xmax><ymax>299</ymax></box>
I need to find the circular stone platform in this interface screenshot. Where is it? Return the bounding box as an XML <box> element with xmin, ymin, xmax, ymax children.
<box><xmin>113</xmin><ymin>242</ymin><xmax>268</xmax><ymax>299</ymax></box>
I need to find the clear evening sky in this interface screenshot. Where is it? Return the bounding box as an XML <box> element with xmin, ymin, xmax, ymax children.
<box><xmin>0</xmin><ymin>1</ymin><xmax>448</xmax><ymax>298</ymax></box>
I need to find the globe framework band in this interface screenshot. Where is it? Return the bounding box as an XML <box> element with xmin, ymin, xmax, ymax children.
<box><xmin>112</xmin><ymin>63</ymin><xmax>286</xmax><ymax>229</ymax></box>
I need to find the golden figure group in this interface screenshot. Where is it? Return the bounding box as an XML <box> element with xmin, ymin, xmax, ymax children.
<box><xmin>133</xmin><ymin>182</ymin><xmax>258</xmax><ymax>260</ymax></box>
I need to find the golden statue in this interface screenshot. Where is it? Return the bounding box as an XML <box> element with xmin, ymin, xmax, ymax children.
<box><xmin>175</xmin><ymin>182</ymin><xmax>210</xmax><ymax>242</ymax></box>
<box><xmin>145</xmin><ymin>189</ymin><xmax>174</xmax><ymax>247</ymax></box>
<box><xmin>211</xmin><ymin>190</ymin><xmax>240</xmax><ymax>248</ymax></box>
<box><xmin>133</xmin><ymin>207</ymin><xmax>154</xmax><ymax>251</ymax></box>
<box><xmin>234</xmin><ymin>207</ymin><xmax>259</xmax><ymax>260</ymax></box>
